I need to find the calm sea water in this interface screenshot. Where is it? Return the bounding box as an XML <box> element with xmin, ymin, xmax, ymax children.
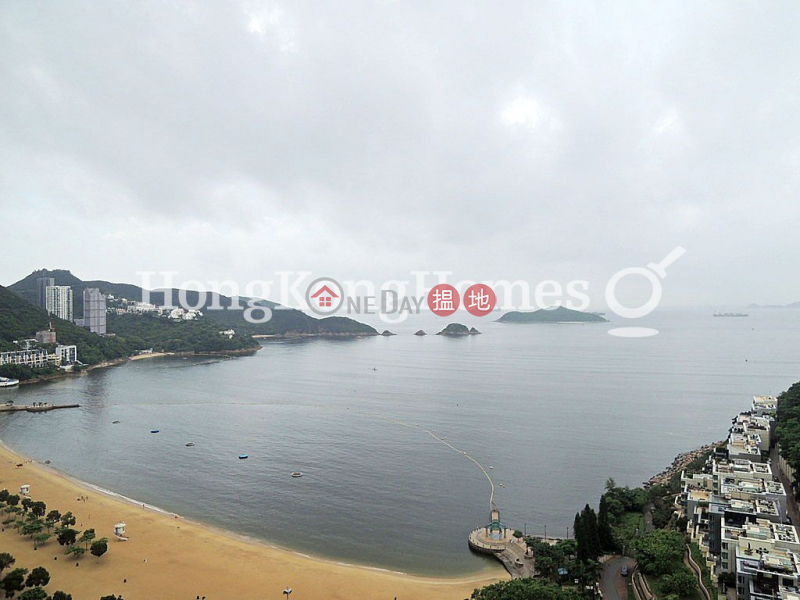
<box><xmin>1</xmin><ymin>308</ymin><xmax>799</xmax><ymax>575</ymax></box>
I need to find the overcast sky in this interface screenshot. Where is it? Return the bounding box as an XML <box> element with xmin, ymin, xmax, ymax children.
<box><xmin>1</xmin><ymin>1</ymin><xmax>798</xmax><ymax>307</ymax></box>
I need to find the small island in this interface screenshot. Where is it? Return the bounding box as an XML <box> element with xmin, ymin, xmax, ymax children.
<box><xmin>414</xmin><ymin>330</ymin><xmax>426</xmax><ymax>336</ymax></box>
<box><xmin>380</xmin><ymin>330</ymin><xmax>395</xmax><ymax>336</ymax></box>
<box><xmin>497</xmin><ymin>306</ymin><xmax>608</xmax><ymax>324</ymax></box>
<box><xmin>437</xmin><ymin>323</ymin><xmax>481</xmax><ymax>336</ymax></box>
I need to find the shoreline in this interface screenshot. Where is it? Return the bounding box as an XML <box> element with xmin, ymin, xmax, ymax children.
<box><xmin>18</xmin><ymin>347</ymin><xmax>260</xmax><ymax>385</ymax></box>
<box><xmin>252</xmin><ymin>331</ymin><xmax>378</xmax><ymax>339</ymax></box>
<box><xmin>645</xmin><ymin>440</ymin><xmax>724</xmax><ymax>487</ymax></box>
<box><xmin>0</xmin><ymin>442</ymin><xmax>505</xmax><ymax>599</ymax></box>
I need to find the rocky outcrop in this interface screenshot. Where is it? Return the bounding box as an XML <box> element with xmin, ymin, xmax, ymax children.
<box><xmin>645</xmin><ymin>441</ymin><xmax>724</xmax><ymax>487</ymax></box>
<box><xmin>437</xmin><ymin>323</ymin><xmax>480</xmax><ymax>336</ymax></box>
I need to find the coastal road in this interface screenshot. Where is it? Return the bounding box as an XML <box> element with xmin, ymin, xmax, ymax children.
<box><xmin>601</xmin><ymin>556</ymin><xmax>636</xmax><ymax>600</ymax></box>
<box><xmin>771</xmin><ymin>446</ymin><xmax>800</xmax><ymax>526</ymax></box>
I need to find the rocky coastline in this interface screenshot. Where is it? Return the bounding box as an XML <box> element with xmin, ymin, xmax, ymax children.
<box><xmin>645</xmin><ymin>440</ymin><xmax>724</xmax><ymax>487</ymax></box>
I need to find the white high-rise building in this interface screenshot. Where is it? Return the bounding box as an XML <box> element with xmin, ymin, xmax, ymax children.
<box><xmin>83</xmin><ymin>288</ymin><xmax>107</xmax><ymax>334</ymax></box>
<box><xmin>46</xmin><ymin>286</ymin><xmax>73</xmax><ymax>322</ymax></box>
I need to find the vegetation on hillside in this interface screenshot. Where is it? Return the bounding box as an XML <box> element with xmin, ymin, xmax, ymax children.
<box><xmin>775</xmin><ymin>382</ymin><xmax>800</xmax><ymax>499</ymax></box>
<box><xmin>107</xmin><ymin>313</ymin><xmax>260</xmax><ymax>354</ymax></box>
<box><xmin>0</xmin><ymin>364</ymin><xmax>60</xmax><ymax>382</ymax></box>
<box><xmin>8</xmin><ymin>269</ymin><xmax>377</xmax><ymax>337</ymax></box>
<box><xmin>0</xmin><ymin>284</ymin><xmax>259</xmax><ymax>371</ymax></box>
<box><xmin>471</xmin><ymin>579</ymin><xmax>582</xmax><ymax>600</ymax></box>
<box><xmin>0</xmin><ymin>285</ymin><xmax>131</xmax><ymax>364</ymax></box>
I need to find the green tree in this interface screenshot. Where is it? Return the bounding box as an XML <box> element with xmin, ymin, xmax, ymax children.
<box><xmin>634</xmin><ymin>530</ymin><xmax>685</xmax><ymax>576</ymax></box>
<box><xmin>24</xmin><ymin>568</ymin><xmax>49</xmax><ymax>588</ymax></box>
<box><xmin>598</xmin><ymin>494</ymin><xmax>616</xmax><ymax>552</ymax></box>
<box><xmin>0</xmin><ymin>490</ymin><xmax>9</xmax><ymax>504</ymax></box>
<box><xmin>718</xmin><ymin>571</ymin><xmax>737</xmax><ymax>587</ymax></box>
<box><xmin>65</xmin><ymin>546</ymin><xmax>85</xmax><ymax>560</ymax></box>
<box><xmin>45</xmin><ymin>510</ymin><xmax>61</xmax><ymax>529</ymax></box>
<box><xmin>661</xmin><ymin>569</ymin><xmax>697</xmax><ymax>596</ymax></box>
<box><xmin>471</xmin><ymin>579</ymin><xmax>583</xmax><ymax>600</ymax></box>
<box><xmin>90</xmin><ymin>539</ymin><xmax>108</xmax><ymax>561</ymax></box>
<box><xmin>29</xmin><ymin>503</ymin><xmax>45</xmax><ymax>520</ymax></box>
<box><xmin>51</xmin><ymin>592</ymin><xmax>72</xmax><ymax>600</ymax></box>
<box><xmin>78</xmin><ymin>529</ymin><xmax>96</xmax><ymax>550</ymax></box>
<box><xmin>581</xmin><ymin>505</ymin><xmax>601</xmax><ymax>561</ymax></box>
<box><xmin>32</xmin><ymin>534</ymin><xmax>51</xmax><ymax>549</ymax></box>
<box><xmin>0</xmin><ymin>555</ymin><xmax>13</xmax><ymax>575</ymax></box>
<box><xmin>60</xmin><ymin>513</ymin><xmax>75</xmax><ymax>527</ymax></box>
<box><xmin>56</xmin><ymin>528</ymin><xmax>78</xmax><ymax>547</ymax></box>
<box><xmin>573</xmin><ymin>511</ymin><xmax>585</xmax><ymax>562</ymax></box>
<box><xmin>21</xmin><ymin>521</ymin><xmax>43</xmax><ymax>539</ymax></box>
<box><xmin>20</xmin><ymin>499</ymin><xmax>31</xmax><ymax>514</ymax></box>
<box><xmin>17</xmin><ymin>589</ymin><xmax>47</xmax><ymax>600</ymax></box>
<box><xmin>1</xmin><ymin>568</ymin><xmax>28</xmax><ymax>598</ymax></box>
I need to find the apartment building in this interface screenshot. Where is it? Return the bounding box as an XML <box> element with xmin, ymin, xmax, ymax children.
<box><xmin>45</xmin><ymin>285</ymin><xmax>73</xmax><ymax>321</ymax></box>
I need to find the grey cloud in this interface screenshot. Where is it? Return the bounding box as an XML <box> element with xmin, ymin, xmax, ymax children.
<box><xmin>1</xmin><ymin>1</ymin><xmax>798</xmax><ymax>304</ymax></box>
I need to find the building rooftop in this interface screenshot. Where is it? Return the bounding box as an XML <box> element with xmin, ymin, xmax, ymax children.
<box><xmin>737</xmin><ymin>546</ymin><xmax>800</xmax><ymax>577</ymax></box>
<box><xmin>728</xmin><ymin>432</ymin><xmax>764</xmax><ymax>457</ymax></box>
<box><xmin>714</xmin><ymin>458</ymin><xmax>772</xmax><ymax>477</ymax></box>
<box><xmin>753</xmin><ymin>395</ymin><xmax>778</xmax><ymax>413</ymax></box>
<box><xmin>721</xmin><ymin>476</ymin><xmax>785</xmax><ymax>498</ymax></box>
<box><xmin>688</xmin><ymin>488</ymin><xmax>712</xmax><ymax>503</ymax></box>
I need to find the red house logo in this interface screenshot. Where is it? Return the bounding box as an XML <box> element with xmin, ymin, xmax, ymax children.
<box><xmin>305</xmin><ymin>277</ymin><xmax>344</xmax><ymax>315</ymax></box>
<box><xmin>310</xmin><ymin>285</ymin><xmax>338</xmax><ymax>308</ymax></box>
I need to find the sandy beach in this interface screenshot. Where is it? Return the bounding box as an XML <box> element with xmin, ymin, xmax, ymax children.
<box><xmin>128</xmin><ymin>351</ymin><xmax>174</xmax><ymax>361</ymax></box>
<box><xmin>0</xmin><ymin>444</ymin><xmax>505</xmax><ymax>600</ymax></box>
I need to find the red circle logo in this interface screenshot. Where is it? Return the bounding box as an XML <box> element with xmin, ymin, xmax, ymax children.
<box><xmin>464</xmin><ymin>284</ymin><xmax>496</xmax><ymax>317</ymax></box>
<box><xmin>427</xmin><ymin>284</ymin><xmax>460</xmax><ymax>317</ymax></box>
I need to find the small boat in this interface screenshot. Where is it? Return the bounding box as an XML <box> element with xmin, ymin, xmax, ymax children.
<box><xmin>0</xmin><ymin>377</ymin><xmax>20</xmax><ymax>388</ymax></box>
<box><xmin>112</xmin><ymin>420</ymin><xmax>121</xmax><ymax>424</ymax></box>
<box><xmin>185</xmin><ymin>442</ymin><xmax>195</xmax><ymax>447</ymax></box>
<box><xmin>238</xmin><ymin>454</ymin><xmax>249</xmax><ymax>460</ymax></box>
<box><xmin>150</xmin><ymin>429</ymin><xmax>160</xmax><ymax>434</ymax></box>
<box><xmin>291</xmin><ymin>472</ymin><xmax>303</xmax><ymax>478</ymax></box>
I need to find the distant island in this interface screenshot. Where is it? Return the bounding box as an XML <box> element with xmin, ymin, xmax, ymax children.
<box><xmin>747</xmin><ymin>302</ymin><xmax>800</xmax><ymax>309</ymax></box>
<box><xmin>437</xmin><ymin>323</ymin><xmax>480</xmax><ymax>336</ymax></box>
<box><xmin>497</xmin><ymin>306</ymin><xmax>608</xmax><ymax>324</ymax></box>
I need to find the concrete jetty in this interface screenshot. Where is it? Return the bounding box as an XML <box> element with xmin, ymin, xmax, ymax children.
<box><xmin>0</xmin><ymin>403</ymin><xmax>80</xmax><ymax>413</ymax></box>
<box><xmin>468</xmin><ymin>509</ymin><xmax>535</xmax><ymax>578</ymax></box>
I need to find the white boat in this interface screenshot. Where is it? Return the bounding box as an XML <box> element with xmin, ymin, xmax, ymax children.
<box><xmin>0</xmin><ymin>377</ymin><xmax>20</xmax><ymax>388</ymax></box>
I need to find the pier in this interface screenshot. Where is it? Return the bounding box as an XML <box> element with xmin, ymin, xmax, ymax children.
<box><xmin>0</xmin><ymin>403</ymin><xmax>80</xmax><ymax>413</ymax></box>
<box><xmin>468</xmin><ymin>509</ymin><xmax>535</xmax><ymax>578</ymax></box>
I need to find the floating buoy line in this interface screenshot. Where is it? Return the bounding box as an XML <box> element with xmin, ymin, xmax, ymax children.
<box><xmin>349</xmin><ymin>410</ymin><xmax>497</xmax><ymax>510</ymax></box>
